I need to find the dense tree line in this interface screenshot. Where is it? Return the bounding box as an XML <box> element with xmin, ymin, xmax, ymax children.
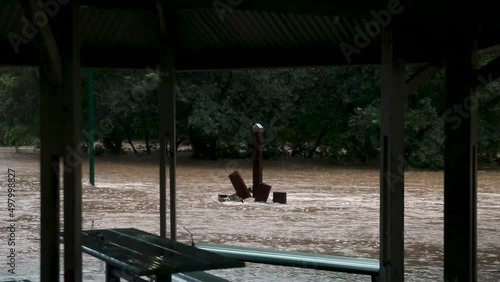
<box><xmin>0</xmin><ymin>58</ymin><xmax>498</xmax><ymax>168</ymax></box>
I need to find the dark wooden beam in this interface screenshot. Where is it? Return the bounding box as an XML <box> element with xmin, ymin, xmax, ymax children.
<box><xmin>478</xmin><ymin>44</ymin><xmax>500</xmax><ymax>54</ymax></box>
<box><xmin>157</xmin><ymin>8</ymin><xmax>169</xmax><ymax>240</ymax></box>
<box><xmin>157</xmin><ymin>1</ymin><xmax>178</xmax><ymax>240</ymax></box>
<box><xmin>79</xmin><ymin>0</ymin><xmax>383</xmax><ymax>17</ymax></box>
<box><xmin>0</xmin><ymin>37</ymin><xmax>443</xmax><ymax>69</ymax></box>
<box><xmin>49</xmin><ymin>1</ymin><xmax>83</xmax><ymax>281</ymax></box>
<box><xmin>79</xmin><ymin>0</ymin><xmax>155</xmax><ymax>9</ymax></box>
<box><xmin>173</xmin><ymin>46</ymin><xmax>440</xmax><ymax>71</ymax></box>
<box><xmin>406</xmin><ymin>62</ymin><xmax>443</xmax><ymax>93</ymax></box>
<box><xmin>444</xmin><ymin>27</ymin><xmax>478</xmax><ymax>282</ymax></box>
<box><xmin>39</xmin><ymin>69</ymin><xmax>63</xmax><ymax>282</ymax></box>
<box><xmin>156</xmin><ymin>3</ymin><xmax>167</xmax><ymax>35</ymax></box>
<box><xmin>158</xmin><ymin>41</ymin><xmax>177</xmax><ymax>240</ymax></box>
<box><xmin>75</xmin><ymin>0</ymin><xmax>500</xmax><ymax>24</ymax></box>
<box><xmin>19</xmin><ymin>0</ymin><xmax>63</xmax><ymax>85</ymax></box>
<box><xmin>379</xmin><ymin>27</ymin><xmax>406</xmax><ymax>282</ymax></box>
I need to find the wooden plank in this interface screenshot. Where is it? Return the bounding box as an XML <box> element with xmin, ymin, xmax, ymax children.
<box><xmin>444</xmin><ymin>28</ymin><xmax>478</xmax><ymax>282</ymax></box>
<box><xmin>116</xmin><ymin>229</ymin><xmax>245</xmax><ymax>270</ymax></box>
<box><xmin>228</xmin><ymin>171</ymin><xmax>251</xmax><ymax>199</ymax></box>
<box><xmin>195</xmin><ymin>243</ymin><xmax>379</xmax><ymax>276</ymax></box>
<box><xmin>380</xmin><ymin>28</ymin><xmax>406</xmax><ymax>282</ymax></box>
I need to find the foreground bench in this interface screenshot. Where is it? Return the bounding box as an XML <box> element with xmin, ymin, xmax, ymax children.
<box><xmin>60</xmin><ymin>228</ymin><xmax>244</xmax><ymax>282</ymax></box>
<box><xmin>195</xmin><ymin>243</ymin><xmax>379</xmax><ymax>282</ymax></box>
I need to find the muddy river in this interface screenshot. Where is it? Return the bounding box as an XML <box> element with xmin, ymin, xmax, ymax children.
<box><xmin>0</xmin><ymin>147</ymin><xmax>498</xmax><ymax>281</ymax></box>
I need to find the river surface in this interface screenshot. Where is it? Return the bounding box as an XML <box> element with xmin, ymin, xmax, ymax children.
<box><xmin>0</xmin><ymin>147</ymin><xmax>499</xmax><ymax>281</ymax></box>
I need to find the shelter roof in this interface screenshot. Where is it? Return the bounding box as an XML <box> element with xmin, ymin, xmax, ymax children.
<box><xmin>0</xmin><ymin>0</ymin><xmax>498</xmax><ymax>70</ymax></box>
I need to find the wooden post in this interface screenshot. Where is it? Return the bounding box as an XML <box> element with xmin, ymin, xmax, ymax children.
<box><xmin>105</xmin><ymin>264</ymin><xmax>120</xmax><ymax>282</ymax></box>
<box><xmin>88</xmin><ymin>69</ymin><xmax>95</xmax><ymax>186</ymax></box>
<box><xmin>272</xmin><ymin>192</ymin><xmax>287</xmax><ymax>204</ymax></box>
<box><xmin>255</xmin><ymin>183</ymin><xmax>272</xmax><ymax>202</ymax></box>
<box><xmin>379</xmin><ymin>27</ymin><xmax>406</xmax><ymax>282</ymax></box>
<box><xmin>228</xmin><ymin>171</ymin><xmax>252</xmax><ymax>199</ymax></box>
<box><xmin>59</xmin><ymin>2</ymin><xmax>82</xmax><ymax>281</ymax></box>
<box><xmin>444</xmin><ymin>27</ymin><xmax>478</xmax><ymax>282</ymax></box>
<box><xmin>252</xmin><ymin>123</ymin><xmax>264</xmax><ymax>194</ymax></box>
<box><xmin>157</xmin><ymin>1</ymin><xmax>177</xmax><ymax>241</ymax></box>
<box><xmin>159</xmin><ymin>41</ymin><xmax>176</xmax><ymax>240</ymax></box>
<box><xmin>25</xmin><ymin>0</ymin><xmax>82</xmax><ymax>280</ymax></box>
<box><xmin>159</xmin><ymin>125</ymin><xmax>167</xmax><ymax>238</ymax></box>
<box><xmin>39</xmin><ymin>69</ymin><xmax>62</xmax><ymax>282</ymax></box>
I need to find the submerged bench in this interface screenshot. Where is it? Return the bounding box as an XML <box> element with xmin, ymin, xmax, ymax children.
<box><xmin>195</xmin><ymin>243</ymin><xmax>379</xmax><ymax>282</ymax></box>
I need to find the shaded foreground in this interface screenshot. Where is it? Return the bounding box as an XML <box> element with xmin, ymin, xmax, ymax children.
<box><xmin>0</xmin><ymin>147</ymin><xmax>498</xmax><ymax>281</ymax></box>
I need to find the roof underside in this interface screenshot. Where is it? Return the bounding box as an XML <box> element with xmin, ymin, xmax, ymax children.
<box><xmin>0</xmin><ymin>0</ymin><xmax>499</xmax><ymax>70</ymax></box>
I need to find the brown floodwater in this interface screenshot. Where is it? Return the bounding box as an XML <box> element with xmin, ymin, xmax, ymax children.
<box><xmin>0</xmin><ymin>147</ymin><xmax>499</xmax><ymax>281</ymax></box>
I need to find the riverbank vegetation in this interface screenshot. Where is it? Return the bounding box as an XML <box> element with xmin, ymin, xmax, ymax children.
<box><xmin>1</xmin><ymin>57</ymin><xmax>498</xmax><ymax>169</ymax></box>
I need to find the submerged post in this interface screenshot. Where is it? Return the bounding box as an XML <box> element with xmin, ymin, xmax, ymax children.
<box><xmin>252</xmin><ymin>123</ymin><xmax>264</xmax><ymax>195</ymax></box>
<box><xmin>88</xmin><ymin>69</ymin><xmax>95</xmax><ymax>186</ymax></box>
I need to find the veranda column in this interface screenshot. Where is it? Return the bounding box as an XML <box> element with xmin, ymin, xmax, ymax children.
<box><xmin>444</xmin><ymin>26</ymin><xmax>478</xmax><ymax>282</ymax></box>
<box><xmin>380</xmin><ymin>27</ymin><xmax>407</xmax><ymax>282</ymax></box>
<box><xmin>158</xmin><ymin>42</ymin><xmax>177</xmax><ymax>240</ymax></box>
<box><xmin>21</xmin><ymin>0</ymin><xmax>82</xmax><ymax>280</ymax></box>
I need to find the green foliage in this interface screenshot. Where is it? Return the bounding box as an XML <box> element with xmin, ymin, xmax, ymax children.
<box><xmin>0</xmin><ymin>59</ymin><xmax>498</xmax><ymax>168</ymax></box>
<box><xmin>0</xmin><ymin>67</ymin><xmax>39</xmax><ymax>147</ymax></box>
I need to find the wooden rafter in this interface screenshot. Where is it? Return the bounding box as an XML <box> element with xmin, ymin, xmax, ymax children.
<box><xmin>156</xmin><ymin>2</ymin><xmax>167</xmax><ymax>36</ymax></box>
<box><xmin>19</xmin><ymin>0</ymin><xmax>62</xmax><ymax>83</ymax></box>
<box><xmin>478</xmin><ymin>44</ymin><xmax>500</xmax><ymax>54</ymax></box>
<box><xmin>81</xmin><ymin>0</ymin><xmax>380</xmax><ymax>18</ymax></box>
<box><xmin>475</xmin><ymin>55</ymin><xmax>500</xmax><ymax>90</ymax></box>
<box><xmin>19</xmin><ymin>0</ymin><xmax>63</xmax><ymax>85</ymax></box>
<box><xmin>405</xmin><ymin>62</ymin><xmax>443</xmax><ymax>93</ymax></box>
